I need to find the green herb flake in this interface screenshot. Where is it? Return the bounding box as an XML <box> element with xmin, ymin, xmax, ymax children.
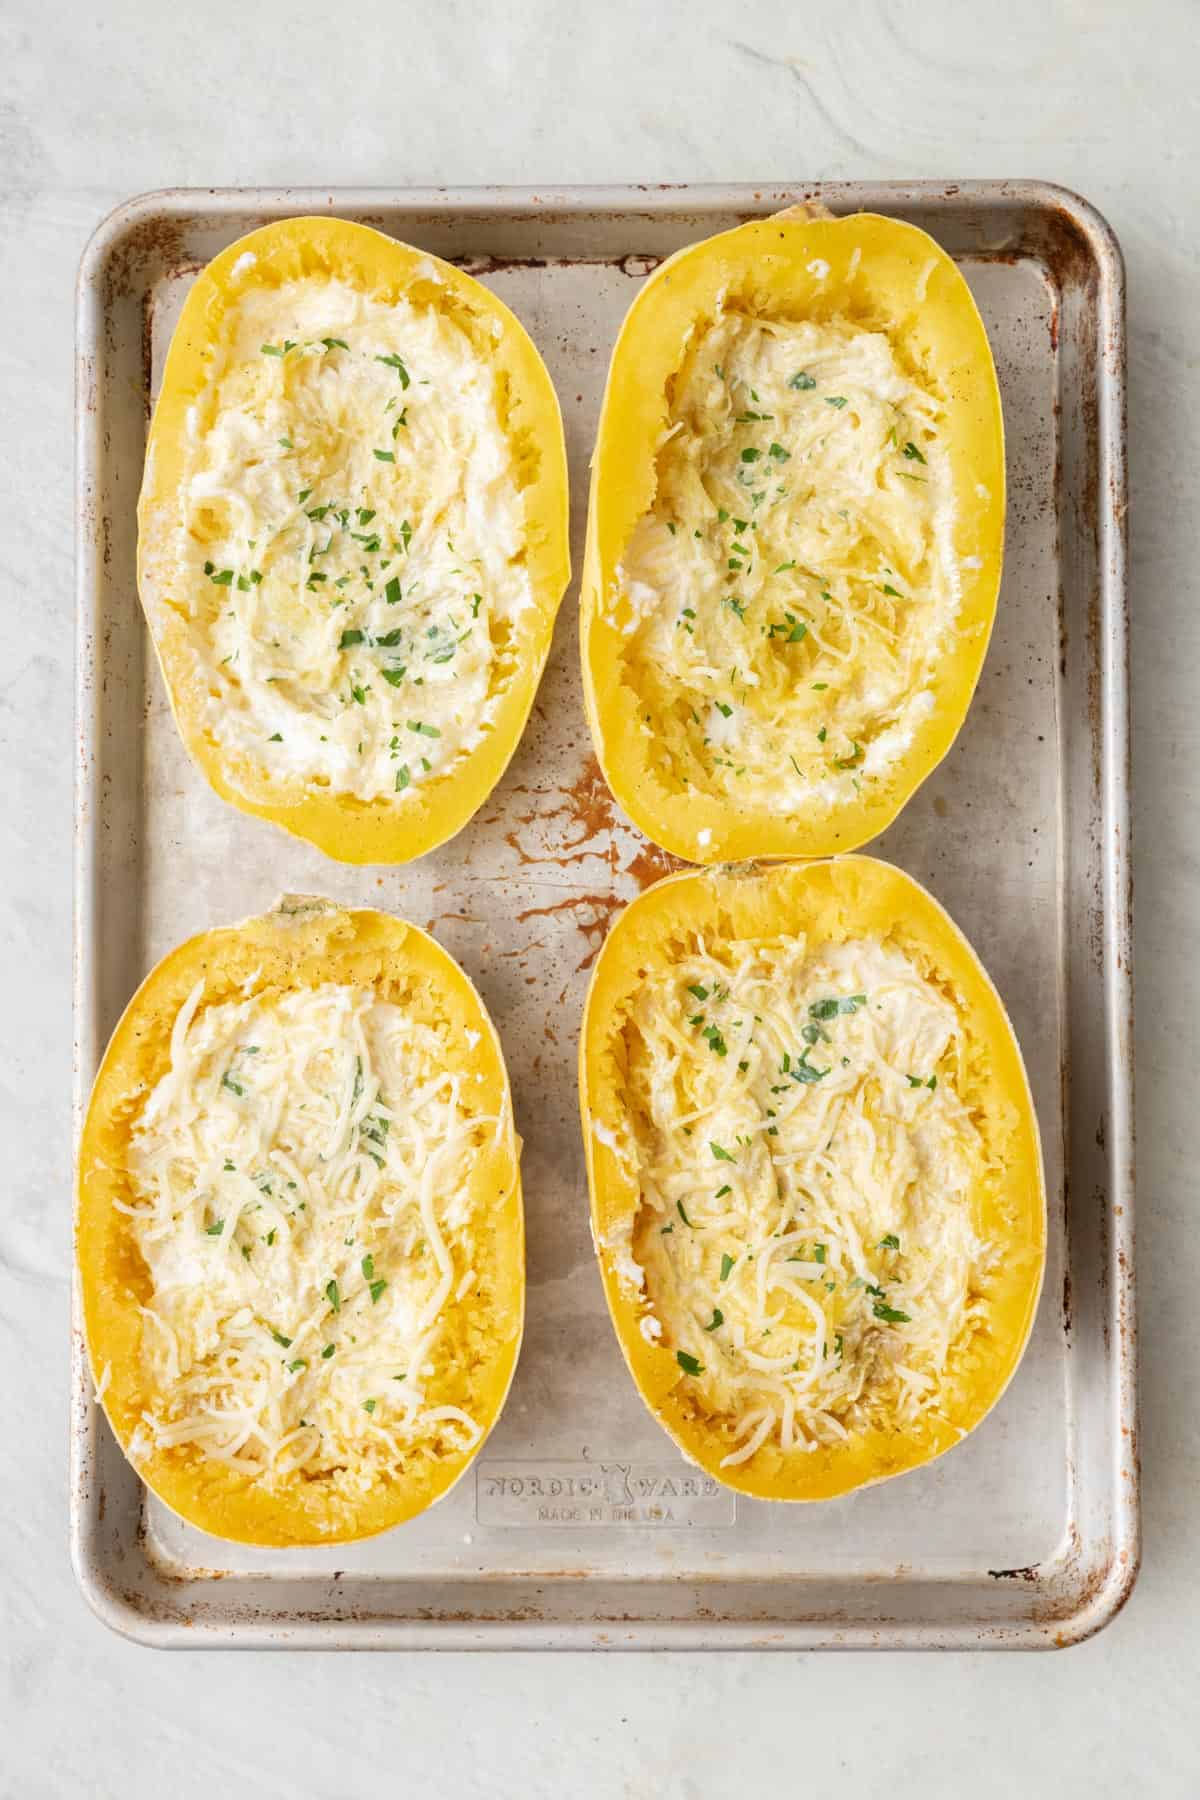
<box><xmin>373</xmin><ymin>448</ymin><xmax>395</xmax><ymax>463</ymax></box>
<box><xmin>809</xmin><ymin>994</ymin><xmax>867</xmax><ymax>1020</ymax></box>
<box><xmin>902</xmin><ymin>440</ymin><xmax>927</xmax><ymax>464</ymax></box>
<box><xmin>825</xmin><ymin>395</ymin><xmax>849</xmax><ymax>409</ymax></box>
<box><xmin>788</xmin><ymin>371</ymin><xmax>817</xmax><ymax>390</ymax></box>
<box><xmin>879</xmin><ymin>1233</ymin><xmax>900</xmax><ymax>1250</ymax></box>
<box><xmin>363</xmin><ymin>1398</ymin><xmax>377</xmax><ymax>1414</ymax></box>
<box><xmin>271</xmin><ymin>1329</ymin><xmax>292</xmax><ymax>1348</ymax></box>
<box><xmin>375</xmin><ymin>353</ymin><xmax>411</xmax><ymax>387</ymax></box>
<box><xmin>322</xmin><ymin>336</ymin><xmax>350</xmax><ymax>351</ymax></box>
<box><xmin>676</xmin><ymin>1351</ymin><xmax>704</xmax><ymax>1376</ymax></box>
<box><xmin>710</xmin><ymin>1142</ymin><xmax>735</xmax><ymax>1162</ymax></box>
<box><xmin>687</xmin><ymin>983</ymin><xmax>709</xmax><ymax>1001</ymax></box>
<box><xmin>287</xmin><ymin>1358</ymin><xmax>308</xmax><ymax>1373</ymax></box>
<box><xmin>873</xmin><ymin>1302</ymin><xmax>912</xmax><ymax>1324</ymax></box>
<box><xmin>704</xmin><ymin>1309</ymin><xmax>724</xmax><ymax>1332</ymax></box>
<box><xmin>720</xmin><ymin>1252</ymin><xmax>735</xmax><ymax>1281</ymax></box>
<box><xmin>325</xmin><ymin>1279</ymin><xmax>341</xmax><ymax>1314</ymax></box>
<box><xmin>369</xmin><ymin>1278</ymin><xmax>388</xmax><ymax>1304</ymax></box>
<box><xmin>790</xmin><ymin>1048</ymin><xmax>829</xmax><ymax>1084</ymax></box>
<box><xmin>339</xmin><ymin>628</ymin><xmax>365</xmax><ymax>649</ymax></box>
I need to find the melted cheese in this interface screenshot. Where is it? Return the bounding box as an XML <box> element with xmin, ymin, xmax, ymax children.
<box><xmin>122</xmin><ymin>980</ymin><xmax>496</xmax><ymax>1488</ymax></box>
<box><xmin>617</xmin><ymin>313</ymin><xmax>957</xmax><ymax>829</ymax></box>
<box><xmin>612</xmin><ymin>933</ymin><xmax>992</xmax><ymax>1461</ymax></box>
<box><xmin>178</xmin><ymin>276</ymin><xmax>531</xmax><ymax>801</ymax></box>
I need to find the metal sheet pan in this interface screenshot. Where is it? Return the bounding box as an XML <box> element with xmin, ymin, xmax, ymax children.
<box><xmin>73</xmin><ymin>181</ymin><xmax>1135</xmax><ymax>1649</ymax></box>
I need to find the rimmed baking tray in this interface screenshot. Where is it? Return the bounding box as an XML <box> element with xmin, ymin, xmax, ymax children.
<box><xmin>73</xmin><ymin>181</ymin><xmax>1135</xmax><ymax>1649</ymax></box>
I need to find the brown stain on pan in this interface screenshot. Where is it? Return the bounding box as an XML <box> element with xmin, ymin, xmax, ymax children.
<box><xmin>503</xmin><ymin>754</ymin><xmax>619</xmax><ymax>872</ymax></box>
<box><xmin>516</xmin><ymin>892</ymin><xmax>624</xmax><ymax>972</ymax></box>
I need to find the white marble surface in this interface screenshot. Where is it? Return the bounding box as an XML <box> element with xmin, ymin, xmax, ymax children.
<box><xmin>2</xmin><ymin>0</ymin><xmax>1196</xmax><ymax>1792</ymax></box>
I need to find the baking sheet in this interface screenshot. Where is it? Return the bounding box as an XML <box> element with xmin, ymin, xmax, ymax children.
<box><xmin>73</xmin><ymin>182</ymin><xmax>1136</xmax><ymax>1648</ymax></box>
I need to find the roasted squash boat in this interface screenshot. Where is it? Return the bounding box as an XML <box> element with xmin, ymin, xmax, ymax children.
<box><xmin>581</xmin><ymin>207</ymin><xmax>1004</xmax><ymax>862</ymax></box>
<box><xmin>77</xmin><ymin>900</ymin><xmax>523</xmax><ymax>1545</ymax></box>
<box><xmin>139</xmin><ymin>216</ymin><xmax>570</xmax><ymax>863</ymax></box>
<box><xmin>580</xmin><ymin>858</ymin><xmax>1044</xmax><ymax>1501</ymax></box>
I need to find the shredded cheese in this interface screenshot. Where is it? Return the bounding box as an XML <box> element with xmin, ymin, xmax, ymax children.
<box><xmin>617</xmin><ymin>311</ymin><xmax>957</xmax><ymax>813</ymax></box>
<box><xmin>178</xmin><ymin>276</ymin><xmax>531</xmax><ymax>801</ymax></box>
<box><xmin>611</xmin><ymin>933</ymin><xmax>993</xmax><ymax>1461</ymax></box>
<box><xmin>124</xmin><ymin>979</ymin><xmax>496</xmax><ymax>1490</ymax></box>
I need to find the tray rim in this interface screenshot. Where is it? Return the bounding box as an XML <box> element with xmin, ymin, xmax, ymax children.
<box><xmin>72</xmin><ymin>178</ymin><xmax>1136</xmax><ymax>1651</ymax></box>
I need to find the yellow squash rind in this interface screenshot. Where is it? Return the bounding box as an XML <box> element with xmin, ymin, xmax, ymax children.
<box><xmin>139</xmin><ymin>216</ymin><xmax>570</xmax><ymax>863</ymax></box>
<box><xmin>579</xmin><ymin>857</ymin><xmax>1044</xmax><ymax>1502</ymax></box>
<box><xmin>581</xmin><ymin>210</ymin><xmax>1005</xmax><ymax>862</ymax></box>
<box><xmin>77</xmin><ymin>900</ymin><xmax>524</xmax><ymax>1546</ymax></box>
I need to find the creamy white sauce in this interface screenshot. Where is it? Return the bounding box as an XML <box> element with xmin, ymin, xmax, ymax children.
<box><xmin>616</xmin><ymin>312</ymin><xmax>959</xmax><ymax>813</ymax></box>
<box><xmin>177</xmin><ymin>277</ymin><xmax>531</xmax><ymax>802</ymax></box>
<box><xmin>613</xmin><ymin>933</ymin><xmax>989</xmax><ymax>1458</ymax></box>
<box><xmin>124</xmin><ymin>980</ymin><xmax>496</xmax><ymax>1486</ymax></box>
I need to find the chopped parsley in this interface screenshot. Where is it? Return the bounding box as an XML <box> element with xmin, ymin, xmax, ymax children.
<box><xmin>720</xmin><ymin>1252</ymin><xmax>735</xmax><ymax>1281</ymax></box>
<box><xmin>704</xmin><ymin>1309</ymin><xmax>724</xmax><ymax>1332</ymax></box>
<box><xmin>325</xmin><ymin>1279</ymin><xmax>341</xmax><ymax>1314</ymax></box>
<box><xmin>271</xmin><ymin>1329</ymin><xmax>292</xmax><ymax>1348</ymax></box>
<box><xmin>788</xmin><ymin>371</ymin><xmax>817</xmax><ymax>390</ymax></box>
<box><xmin>809</xmin><ymin>994</ymin><xmax>867</xmax><ymax>1020</ymax></box>
<box><xmin>902</xmin><ymin>440</ymin><xmax>927</xmax><ymax>464</ymax></box>
<box><xmin>373</xmin><ymin>449</ymin><xmax>395</xmax><ymax>463</ymax></box>
<box><xmin>676</xmin><ymin>1351</ymin><xmax>703</xmax><ymax>1376</ymax></box>
<box><xmin>375</xmin><ymin>353</ymin><xmax>411</xmax><ymax>387</ymax></box>
<box><xmin>709</xmin><ymin>1142</ymin><xmax>735</xmax><ymax>1162</ymax></box>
